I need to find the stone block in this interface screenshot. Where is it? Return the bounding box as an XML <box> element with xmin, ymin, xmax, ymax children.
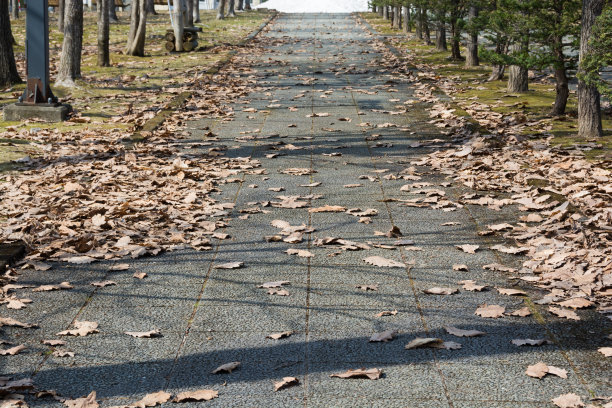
<box><xmin>3</xmin><ymin>103</ymin><xmax>71</xmax><ymax>122</ymax></box>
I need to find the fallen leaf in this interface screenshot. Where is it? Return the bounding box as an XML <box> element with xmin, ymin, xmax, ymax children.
<box><xmin>557</xmin><ymin>298</ymin><xmax>593</xmax><ymax>310</ymax></box>
<box><xmin>512</xmin><ymin>338</ymin><xmax>549</xmax><ymax>346</ymax></box>
<box><xmin>57</xmin><ymin>321</ymin><xmax>99</xmax><ymax>337</ymax></box>
<box><xmin>423</xmin><ymin>287</ymin><xmax>459</xmax><ymax>295</ymax></box>
<box><xmin>274</xmin><ymin>376</ymin><xmax>299</xmax><ymax>391</ymax></box>
<box><xmin>444</xmin><ymin>326</ymin><xmax>486</xmax><ymax>337</ymax></box>
<box><xmin>0</xmin><ymin>317</ymin><xmax>37</xmax><ymax>328</ymax></box>
<box><xmin>369</xmin><ymin>329</ymin><xmax>397</xmax><ymax>343</ymax></box>
<box><xmin>91</xmin><ymin>280</ymin><xmax>117</xmax><ymax>288</ymax></box>
<box><xmin>547</xmin><ymin>366</ymin><xmax>568</xmax><ymax>379</ymax></box>
<box><xmin>452</xmin><ymin>264</ymin><xmax>468</xmax><ymax>271</ymax></box>
<box><xmin>64</xmin><ymin>391</ymin><xmax>98</xmax><ymax>408</ymax></box>
<box><xmin>258</xmin><ymin>281</ymin><xmax>290</xmax><ymax>289</ymax></box>
<box><xmin>551</xmin><ymin>393</ymin><xmax>584</xmax><ymax>408</ymax></box>
<box><xmin>214</xmin><ymin>262</ymin><xmax>244</xmax><ymax>269</ymax></box>
<box><xmin>53</xmin><ymin>349</ymin><xmax>75</xmax><ymax>357</ymax></box>
<box><xmin>459</xmin><ymin>280</ymin><xmax>487</xmax><ymax>291</ymax></box>
<box><xmin>490</xmin><ymin>244</ymin><xmax>528</xmax><ymax>254</ymax></box>
<box><xmin>376</xmin><ymin>310</ymin><xmax>398</xmax><ymax>317</ymax></box>
<box><xmin>66</xmin><ymin>256</ymin><xmax>95</xmax><ymax>264</ymax></box>
<box><xmin>475</xmin><ymin>304</ymin><xmax>505</xmax><ymax>318</ymax></box>
<box><xmin>0</xmin><ymin>344</ymin><xmax>26</xmax><ymax>356</ymax></box>
<box><xmin>330</xmin><ymin>368</ymin><xmax>382</xmax><ymax>380</ymax></box>
<box><xmin>356</xmin><ymin>284</ymin><xmax>378</xmax><ymax>291</ymax></box>
<box><xmin>212</xmin><ymin>361</ymin><xmax>240</xmax><ymax>374</ymax></box>
<box><xmin>133</xmin><ymin>272</ymin><xmax>148</xmax><ymax>279</ymax></box>
<box><xmin>508</xmin><ymin>307</ymin><xmax>532</xmax><ymax>317</ymax></box>
<box><xmin>109</xmin><ymin>263</ymin><xmax>130</xmax><ymax>271</ymax></box>
<box><xmin>363</xmin><ymin>256</ymin><xmax>406</xmax><ymax>268</ymax></box>
<box><xmin>125</xmin><ymin>329</ymin><xmax>161</xmax><ymax>338</ymax></box>
<box><xmin>267</xmin><ymin>288</ymin><xmax>290</xmax><ymax>296</ymax></box>
<box><xmin>286</xmin><ymin>249</ymin><xmax>314</xmax><ymax>258</ymax></box>
<box><xmin>455</xmin><ymin>244</ymin><xmax>479</xmax><ymax>254</ymax></box>
<box><xmin>497</xmin><ymin>288</ymin><xmax>526</xmax><ymax>296</ymax></box>
<box><xmin>597</xmin><ymin>347</ymin><xmax>612</xmax><ymax>357</ymax></box>
<box><xmin>4</xmin><ymin>296</ymin><xmax>33</xmax><ymax>310</ymax></box>
<box><xmin>440</xmin><ymin>341</ymin><xmax>462</xmax><ymax>350</ymax></box>
<box><xmin>173</xmin><ymin>390</ymin><xmax>218</xmax><ymax>402</ymax></box>
<box><xmin>128</xmin><ymin>391</ymin><xmax>171</xmax><ymax>408</ymax></box>
<box><xmin>309</xmin><ymin>205</ymin><xmax>347</xmax><ymax>213</ymax></box>
<box><xmin>526</xmin><ymin>362</ymin><xmax>549</xmax><ymax>379</ymax></box>
<box><xmin>42</xmin><ymin>339</ymin><xmax>66</xmax><ymax>347</ymax></box>
<box><xmin>405</xmin><ymin>337</ymin><xmax>443</xmax><ymax>349</ymax></box>
<box><xmin>33</xmin><ymin>282</ymin><xmax>73</xmax><ymax>292</ymax></box>
<box><xmin>549</xmin><ymin>307</ymin><xmax>580</xmax><ymax>320</ymax></box>
<box><xmin>266</xmin><ymin>331</ymin><xmax>293</xmax><ymax>340</ymax></box>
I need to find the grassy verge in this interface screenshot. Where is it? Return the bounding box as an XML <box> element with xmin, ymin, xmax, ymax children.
<box><xmin>360</xmin><ymin>12</ymin><xmax>611</xmax><ymax>161</ymax></box>
<box><xmin>0</xmin><ymin>9</ymin><xmax>272</xmax><ymax>167</ymax></box>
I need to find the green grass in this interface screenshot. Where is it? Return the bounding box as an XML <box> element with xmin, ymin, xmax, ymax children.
<box><xmin>360</xmin><ymin>12</ymin><xmax>611</xmax><ymax>162</ymax></box>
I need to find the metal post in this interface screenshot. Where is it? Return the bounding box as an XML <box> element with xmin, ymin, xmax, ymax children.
<box><xmin>19</xmin><ymin>0</ymin><xmax>58</xmax><ymax>106</ymax></box>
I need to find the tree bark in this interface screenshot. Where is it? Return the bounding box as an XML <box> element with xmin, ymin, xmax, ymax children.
<box><xmin>450</xmin><ymin>17</ymin><xmax>462</xmax><ymax>60</ymax></box>
<box><xmin>125</xmin><ymin>0</ymin><xmax>147</xmax><ymax>56</ymax></box>
<box><xmin>0</xmin><ymin>1</ymin><xmax>20</xmax><ymax>87</ymax></box>
<box><xmin>109</xmin><ymin>2</ymin><xmax>118</xmax><ymax>22</ymax></box>
<box><xmin>146</xmin><ymin>0</ymin><xmax>157</xmax><ymax>15</ymax></box>
<box><xmin>244</xmin><ymin>0</ymin><xmax>251</xmax><ymax>11</ymax></box>
<box><xmin>393</xmin><ymin>6</ymin><xmax>401</xmax><ymax>29</ymax></box>
<box><xmin>237</xmin><ymin>0</ymin><xmax>244</xmax><ymax>11</ymax></box>
<box><xmin>193</xmin><ymin>0</ymin><xmax>201</xmax><ymax>22</ymax></box>
<box><xmin>383</xmin><ymin>6</ymin><xmax>388</xmax><ymax>20</ymax></box>
<box><xmin>378</xmin><ymin>5</ymin><xmax>383</xmax><ymax>16</ymax></box>
<box><xmin>577</xmin><ymin>0</ymin><xmax>604</xmax><ymax>137</ymax></box>
<box><xmin>97</xmin><ymin>0</ymin><xmax>110</xmax><ymax>66</ymax></box>
<box><xmin>465</xmin><ymin>6</ymin><xmax>478</xmax><ymax>66</ymax></box>
<box><xmin>403</xmin><ymin>5</ymin><xmax>410</xmax><ymax>32</ymax></box>
<box><xmin>507</xmin><ymin>42</ymin><xmax>529</xmax><ymax>92</ymax></box>
<box><xmin>435</xmin><ymin>22</ymin><xmax>447</xmax><ymax>50</ymax></box>
<box><xmin>10</xmin><ymin>0</ymin><xmax>18</xmax><ymax>19</ymax></box>
<box><xmin>228</xmin><ymin>0</ymin><xmax>236</xmax><ymax>17</ymax></box>
<box><xmin>56</xmin><ymin>0</ymin><xmax>83</xmax><ymax>87</ymax></box>
<box><xmin>58</xmin><ymin>0</ymin><xmax>65</xmax><ymax>31</ymax></box>
<box><xmin>217</xmin><ymin>0</ymin><xmax>227</xmax><ymax>19</ymax></box>
<box><xmin>186</xmin><ymin>0</ymin><xmax>194</xmax><ymax>26</ymax></box>
<box><xmin>488</xmin><ymin>36</ymin><xmax>507</xmax><ymax>81</ymax></box>
<box><xmin>423</xmin><ymin>9</ymin><xmax>431</xmax><ymax>45</ymax></box>
<box><xmin>172</xmin><ymin>0</ymin><xmax>185</xmax><ymax>51</ymax></box>
<box><xmin>415</xmin><ymin>8</ymin><xmax>422</xmax><ymax>39</ymax></box>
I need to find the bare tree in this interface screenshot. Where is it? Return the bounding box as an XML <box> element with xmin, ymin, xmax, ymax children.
<box><xmin>217</xmin><ymin>0</ymin><xmax>227</xmax><ymax>19</ymax></box>
<box><xmin>58</xmin><ymin>0</ymin><xmax>65</xmax><ymax>31</ymax></box>
<box><xmin>146</xmin><ymin>0</ymin><xmax>158</xmax><ymax>15</ymax></box>
<box><xmin>0</xmin><ymin>1</ymin><xmax>21</xmax><ymax>87</ymax></box>
<box><xmin>403</xmin><ymin>5</ymin><xmax>410</xmax><ymax>33</ymax></box>
<box><xmin>109</xmin><ymin>2</ymin><xmax>118</xmax><ymax>22</ymax></box>
<box><xmin>228</xmin><ymin>0</ymin><xmax>236</xmax><ymax>17</ymax></box>
<box><xmin>172</xmin><ymin>0</ymin><xmax>185</xmax><ymax>51</ymax></box>
<box><xmin>577</xmin><ymin>0</ymin><xmax>604</xmax><ymax>137</ymax></box>
<box><xmin>98</xmin><ymin>0</ymin><xmax>110</xmax><ymax>66</ymax></box>
<box><xmin>465</xmin><ymin>5</ymin><xmax>479</xmax><ymax>67</ymax></box>
<box><xmin>193</xmin><ymin>0</ymin><xmax>200</xmax><ymax>22</ymax></box>
<box><xmin>56</xmin><ymin>0</ymin><xmax>83</xmax><ymax>87</ymax></box>
<box><xmin>186</xmin><ymin>0</ymin><xmax>194</xmax><ymax>26</ymax></box>
<box><xmin>125</xmin><ymin>0</ymin><xmax>147</xmax><ymax>56</ymax></box>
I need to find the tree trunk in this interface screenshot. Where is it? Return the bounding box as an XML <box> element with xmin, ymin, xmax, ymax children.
<box><xmin>0</xmin><ymin>1</ymin><xmax>20</xmax><ymax>87</ymax></box>
<box><xmin>450</xmin><ymin>18</ymin><xmax>462</xmax><ymax>60</ymax></box>
<box><xmin>217</xmin><ymin>0</ymin><xmax>226</xmax><ymax>19</ymax></box>
<box><xmin>237</xmin><ymin>0</ymin><xmax>244</xmax><ymax>11</ymax></box>
<box><xmin>58</xmin><ymin>0</ymin><xmax>65</xmax><ymax>31</ymax></box>
<box><xmin>393</xmin><ymin>6</ymin><xmax>401</xmax><ymax>29</ymax></box>
<box><xmin>228</xmin><ymin>0</ymin><xmax>235</xmax><ymax>17</ymax></box>
<box><xmin>244</xmin><ymin>0</ymin><xmax>251</xmax><ymax>11</ymax></box>
<box><xmin>378</xmin><ymin>5</ymin><xmax>383</xmax><ymax>16</ymax></box>
<box><xmin>372</xmin><ymin>5</ymin><xmax>377</xmax><ymax>13</ymax></box>
<box><xmin>488</xmin><ymin>36</ymin><xmax>507</xmax><ymax>81</ymax></box>
<box><xmin>186</xmin><ymin>0</ymin><xmax>194</xmax><ymax>26</ymax></box>
<box><xmin>194</xmin><ymin>0</ymin><xmax>201</xmax><ymax>22</ymax></box>
<box><xmin>577</xmin><ymin>0</ymin><xmax>604</xmax><ymax>137</ymax></box>
<box><xmin>423</xmin><ymin>9</ymin><xmax>431</xmax><ymax>45</ymax></box>
<box><xmin>507</xmin><ymin>42</ymin><xmax>529</xmax><ymax>92</ymax></box>
<box><xmin>383</xmin><ymin>6</ymin><xmax>388</xmax><ymax>20</ymax></box>
<box><xmin>97</xmin><ymin>0</ymin><xmax>110</xmax><ymax>66</ymax></box>
<box><xmin>56</xmin><ymin>0</ymin><xmax>83</xmax><ymax>87</ymax></box>
<box><xmin>465</xmin><ymin>6</ymin><xmax>478</xmax><ymax>66</ymax></box>
<box><xmin>403</xmin><ymin>5</ymin><xmax>410</xmax><ymax>32</ymax></box>
<box><xmin>10</xmin><ymin>0</ymin><xmax>18</xmax><ymax>19</ymax></box>
<box><xmin>172</xmin><ymin>0</ymin><xmax>185</xmax><ymax>51</ymax></box>
<box><xmin>435</xmin><ymin>22</ymin><xmax>447</xmax><ymax>50</ymax></box>
<box><xmin>146</xmin><ymin>0</ymin><xmax>157</xmax><ymax>15</ymax></box>
<box><xmin>109</xmin><ymin>3</ymin><xmax>118</xmax><ymax>22</ymax></box>
<box><xmin>125</xmin><ymin>0</ymin><xmax>147</xmax><ymax>56</ymax></box>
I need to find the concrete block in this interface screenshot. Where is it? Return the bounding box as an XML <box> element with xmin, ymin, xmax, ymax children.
<box><xmin>3</xmin><ymin>103</ymin><xmax>71</xmax><ymax>122</ymax></box>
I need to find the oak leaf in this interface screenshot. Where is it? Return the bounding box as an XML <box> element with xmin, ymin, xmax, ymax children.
<box><xmin>405</xmin><ymin>337</ymin><xmax>443</xmax><ymax>349</ymax></box>
<box><xmin>549</xmin><ymin>307</ymin><xmax>580</xmax><ymax>320</ymax></box>
<box><xmin>330</xmin><ymin>368</ymin><xmax>382</xmax><ymax>380</ymax></box>
<box><xmin>125</xmin><ymin>330</ymin><xmax>161</xmax><ymax>338</ymax></box>
<box><xmin>444</xmin><ymin>326</ymin><xmax>486</xmax><ymax>337</ymax></box>
<box><xmin>364</xmin><ymin>256</ymin><xmax>406</xmax><ymax>268</ymax></box>
<box><xmin>274</xmin><ymin>377</ymin><xmax>299</xmax><ymax>391</ymax></box>
<box><xmin>423</xmin><ymin>287</ymin><xmax>458</xmax><ymax>295</ymax></box>
<box><xmin>497</xmin><ymin>288</ymin><xmax>526</xmax><ymax>296</ymax></box>
<box><xmin>258</xmin><ymin>281</ymin><xmax>290</xmax><ymax>289</ymax></box>
<box><xmin>551</xmin><ymin>393</ymin><xmax>584</xmax><ymax>408</ymax></box>
<box><xmin>266</xmin><ymin>331</ymin><xmax>293</xmax><ymax>340</ymax></box>
<box><xmin>212</xmin><ymin>361</ymin><xmax>240</xmax><ymax>374</ymax></box>
<box><xmin>64</xmin><ymin>391</ymin><xmax>98</xmax><ymax>408</ymax></box>
<box><xmin>57</xmin><ymin>321</ymin><xmax>99</xmax><ymax>337</ymax></box>
<box><xmin>369</xmin><ymin>329</ymin><xmax>397</xmax><ymax>343</ymax></box>
<box><xmin>376</xmin><ymin>310</ymin><xmax>398</xmax><ymax>317</ymax></box>
<box><xmin>128</xmin><ymin>391</ymin><xmax>171</xmax><ymax>408</ymax></box>
<box><xmin>173</xmin><ymin>390</ymin><xmax>218</xmax><ymax>402</ymax></box>
<box><xmin>455</xmin><ymin>244</ymin><xmax>479</xmax><ymax>254</ymax></box>
<box><xmin>309</xmin><ymin>205</ymin><xmax>347</xmax><ymax>213</ymax></box>
<box><xmin>475</xmin><ymin>304</ymin><xmax>505</xmax><ymax>318</ymax></box>
<box><xmin>214</xmin><ymin>262</ymin><xmax>244</xmax><ymax>269</ymax></box>
<box><xmin>512</xmin><ymin>338</ymin><xmax>549</xmax><ymax>346</ymax></box>
<box><xmin>0</xmin><ymin>344</ymin><xmax>26</xmax><ymax>356</ymax></box>
<box><xmin>33</xmin><ymin>282</ymin><xmax>73</xmax><ymax>292</ymax></box>
<box><xmin>286</xmin><ymin>249</ymin><xmax>314</xmax><ymax>258</ymax></box>
<box><xmin>91</xmin><ymin>280</ymin><xmax>117</xmax><ymax>288</ymax></box>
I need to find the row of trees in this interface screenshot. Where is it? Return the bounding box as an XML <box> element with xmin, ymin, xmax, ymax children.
<box><xmin>370</xmin><ymin>0</ymin><xmax>611</xmax><ymax>138</ymax></box>
<box><xmin>0</xmin><ymin>0</ymin><xmax>251</xmax><ymax>90</ymax></box>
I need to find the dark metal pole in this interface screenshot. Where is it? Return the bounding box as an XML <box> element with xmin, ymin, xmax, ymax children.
<box><xmin>19</xmin><ymin>0</ymin><xmax>58</xmax><ymax>105</ymax></box>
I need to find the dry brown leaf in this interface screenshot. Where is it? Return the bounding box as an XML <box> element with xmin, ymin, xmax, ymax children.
<box><xmin>0</xmin><ymin>317</ymin><xmax>37</xmax><ymax>328</ymax></box>
<box><xmin>512</xmin><ymin>338</ymin><xmax>548</xmax><ymax>346</ymax></box>
<box><xmin>547</xmin><ymin>366</ymin><xmax>568</xmax><ymax>379</ymax></box>
<box><xmin>53</xmin><ymin>349</ymin><xmax>75</xmax><ymax>357</ymax></box>
<box><xmin>490</xmin><ymin>244</ymin><xmax>528</xmax><ymax>254</ymax></box>
<box><xmin>173</xmin><ymin>390</ymin><xmax>218</xmax><ymax>402</ymax></box>
<box><xmin>91</xmin><ymin>280</ymin><xmax>117</xmax><ymax>288</ymax></box>
<box><xmin>475</xmin><ymin>304</ymin><xmax>505</xmax><ymax>318</ymax></box>
<box><xmin>42</xmin><ymin>339</ymin><xmax>66</xmax><ymax>347</ymax></box>
<box><xmin>455</xmin><ymin>244</ymin><xmax>479</xmax><ymax>254</ymax></box>
<box><xmin>376</xmin><ymin>310</ymin><xmax>398</xmax><ymax>317</ymax></box>
<box><xmin>497</xmin><ymin>288</ymin><xmax>526</xmax><ymax>296</ymax></box>
<box><xmin>405</xmin><ymin>337</ymin><xmax>444</xmax><ymax>349</ymax></box>
<box><xmin>267</xmin><ymin>288</ymin><xmax>290</xmax><ymax>296</ymax></box>
<box><xmin>66</xmin><ymin>256</ymin><xmax>96</xmax><ymax>264</ymax></box>
<box><xmin>508</xmin><ymin>307</ymin><xmax>532</xmax><ymax>317</ymax></box>
<box><xmin>133</xmin><ymin>272</ymin><xmax>148</xmax><ymax>279</ymax></box>
<box><xmin>4</xmin><ymin>297</ymin><xmax>33</xmax><ymax>310</ymax></box>
<box><xmin>64</xmin><ymin>391</ymin><xmax>98</xmax><ymax>408</ymax></box>
<box><xmin>526</xmin><ymin>362</ymin><xmax>549</xmax><ymax>379</ymax></box>
<box><xmin>556</xmin><ymin>298</ymin><xmax>593</xmax><ymax>310</ymax></box>
<box><xmin>266</xmin><ymin>331</ymin><xmax>293</xmax><ymax>340</ymax></box>
<box><xmin>459</xmin><ymin>280</ymin><xmax>487</xmax><ymax>291</ymax></box>
<box><xmin>258</xmin><ymin>281</ymin><xmax>290</xmax><ymax>289</ymax></box>
<box><xmin>0</xmin><ymin>344</ymin><xmax>26</xmax><ymax>356</ymax></box>
<box><xmin>452</xmin><ymin>264</ymin><xmax>468</xmax><ymax>271</ymax></box>
<box><xmin>369</xmin><ymin>329</ymin><xmax>397</xmax><ymax>343</ymax></box>
<box><xmin>551</xmin><ymin>393</ymin><xmax>584</xmax><ymax>408</ymax></box>
<box><xmin>212</xmin><ymin>361</ymin><xmax>240</xmax><ymax>374</ymax></box>
<box><xmin>286</xmin><ymin>249</ymin><xmax>314</xmax><ymax>258</ymax></box>
<box><xmin>363</xmin><ymin>256</ymin><xmax>406</xmax><ymax>268</ymax></box>
<box><xmin>281</xmin><ymin>168</ymin><xmax>315</xmax><ymax>175</ymax></box>
<box><xmin>330</xmin><ymin>368</ymin><xmax>382</xmax><ymax>380</ymax></box>
<box><xmin>214</xmin><ymin>262</ymin><xmax>244</xmax><ymax>269</ymax></box>
<box><xmin>309</xmin><ymin>205</ymin><xmax>347</xmax><ymax>213</ymax></box>
<box><xmin>356</xmin><ymin>284</ymin><xmax>379</xmax><ymax>291</ymax></box>
<box><xmin>57</xmin><ymin>321</ymin><xmax>99</xmax><ymax>337</ymax></box>
<box><xmin>33</xmin><ymin>282</ymin><xmax>73</xmax><ymax>292</ymax></box>
<box><xmin>125</xmin><ymin>329</ymin><xmax>161</xmax><ymax>338</ymax></box>
<box><xmin>128</xmin><ymin>391</ymin><xmax>171</xmax><ymax>408</ymax></box>
<box><xmin>549</xmin><ymin>307</ymin><xmax>580</xmax><ymax>320</ymax></box>
<box><xmin>273</xmin><ymin>376</ymin><xmax>299</xmax><ymax>392</ymax></box>
<box><xmin>109</xmin><ymin>263</ymin><xmax>130</xmax><ymax>271</ymax></box>
<box><xmin>597</xmin><ymin>347</ymin><xmax>612</xmax><ymax>357</ymax></box>
<box><xmin>444</xmin><ymin>326</ymin><xmax>486</xmax><ymax>337</ymax></box>
<box><xmin>423</xmin><ymin>287</ymin><xmax>459</xmax><ymax>295</ymax></box>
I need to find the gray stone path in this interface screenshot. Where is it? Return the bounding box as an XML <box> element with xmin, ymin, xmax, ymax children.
<box><xmin>2</xmin><ymin>13</ymin><xmax>610</xmax><ymax>408</ymax></box>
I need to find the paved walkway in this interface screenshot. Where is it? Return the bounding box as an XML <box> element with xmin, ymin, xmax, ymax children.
<box><xmin>3</xmin><ymin>13</ymin><xmax>610</xmax><ymax>408</ymax></box>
